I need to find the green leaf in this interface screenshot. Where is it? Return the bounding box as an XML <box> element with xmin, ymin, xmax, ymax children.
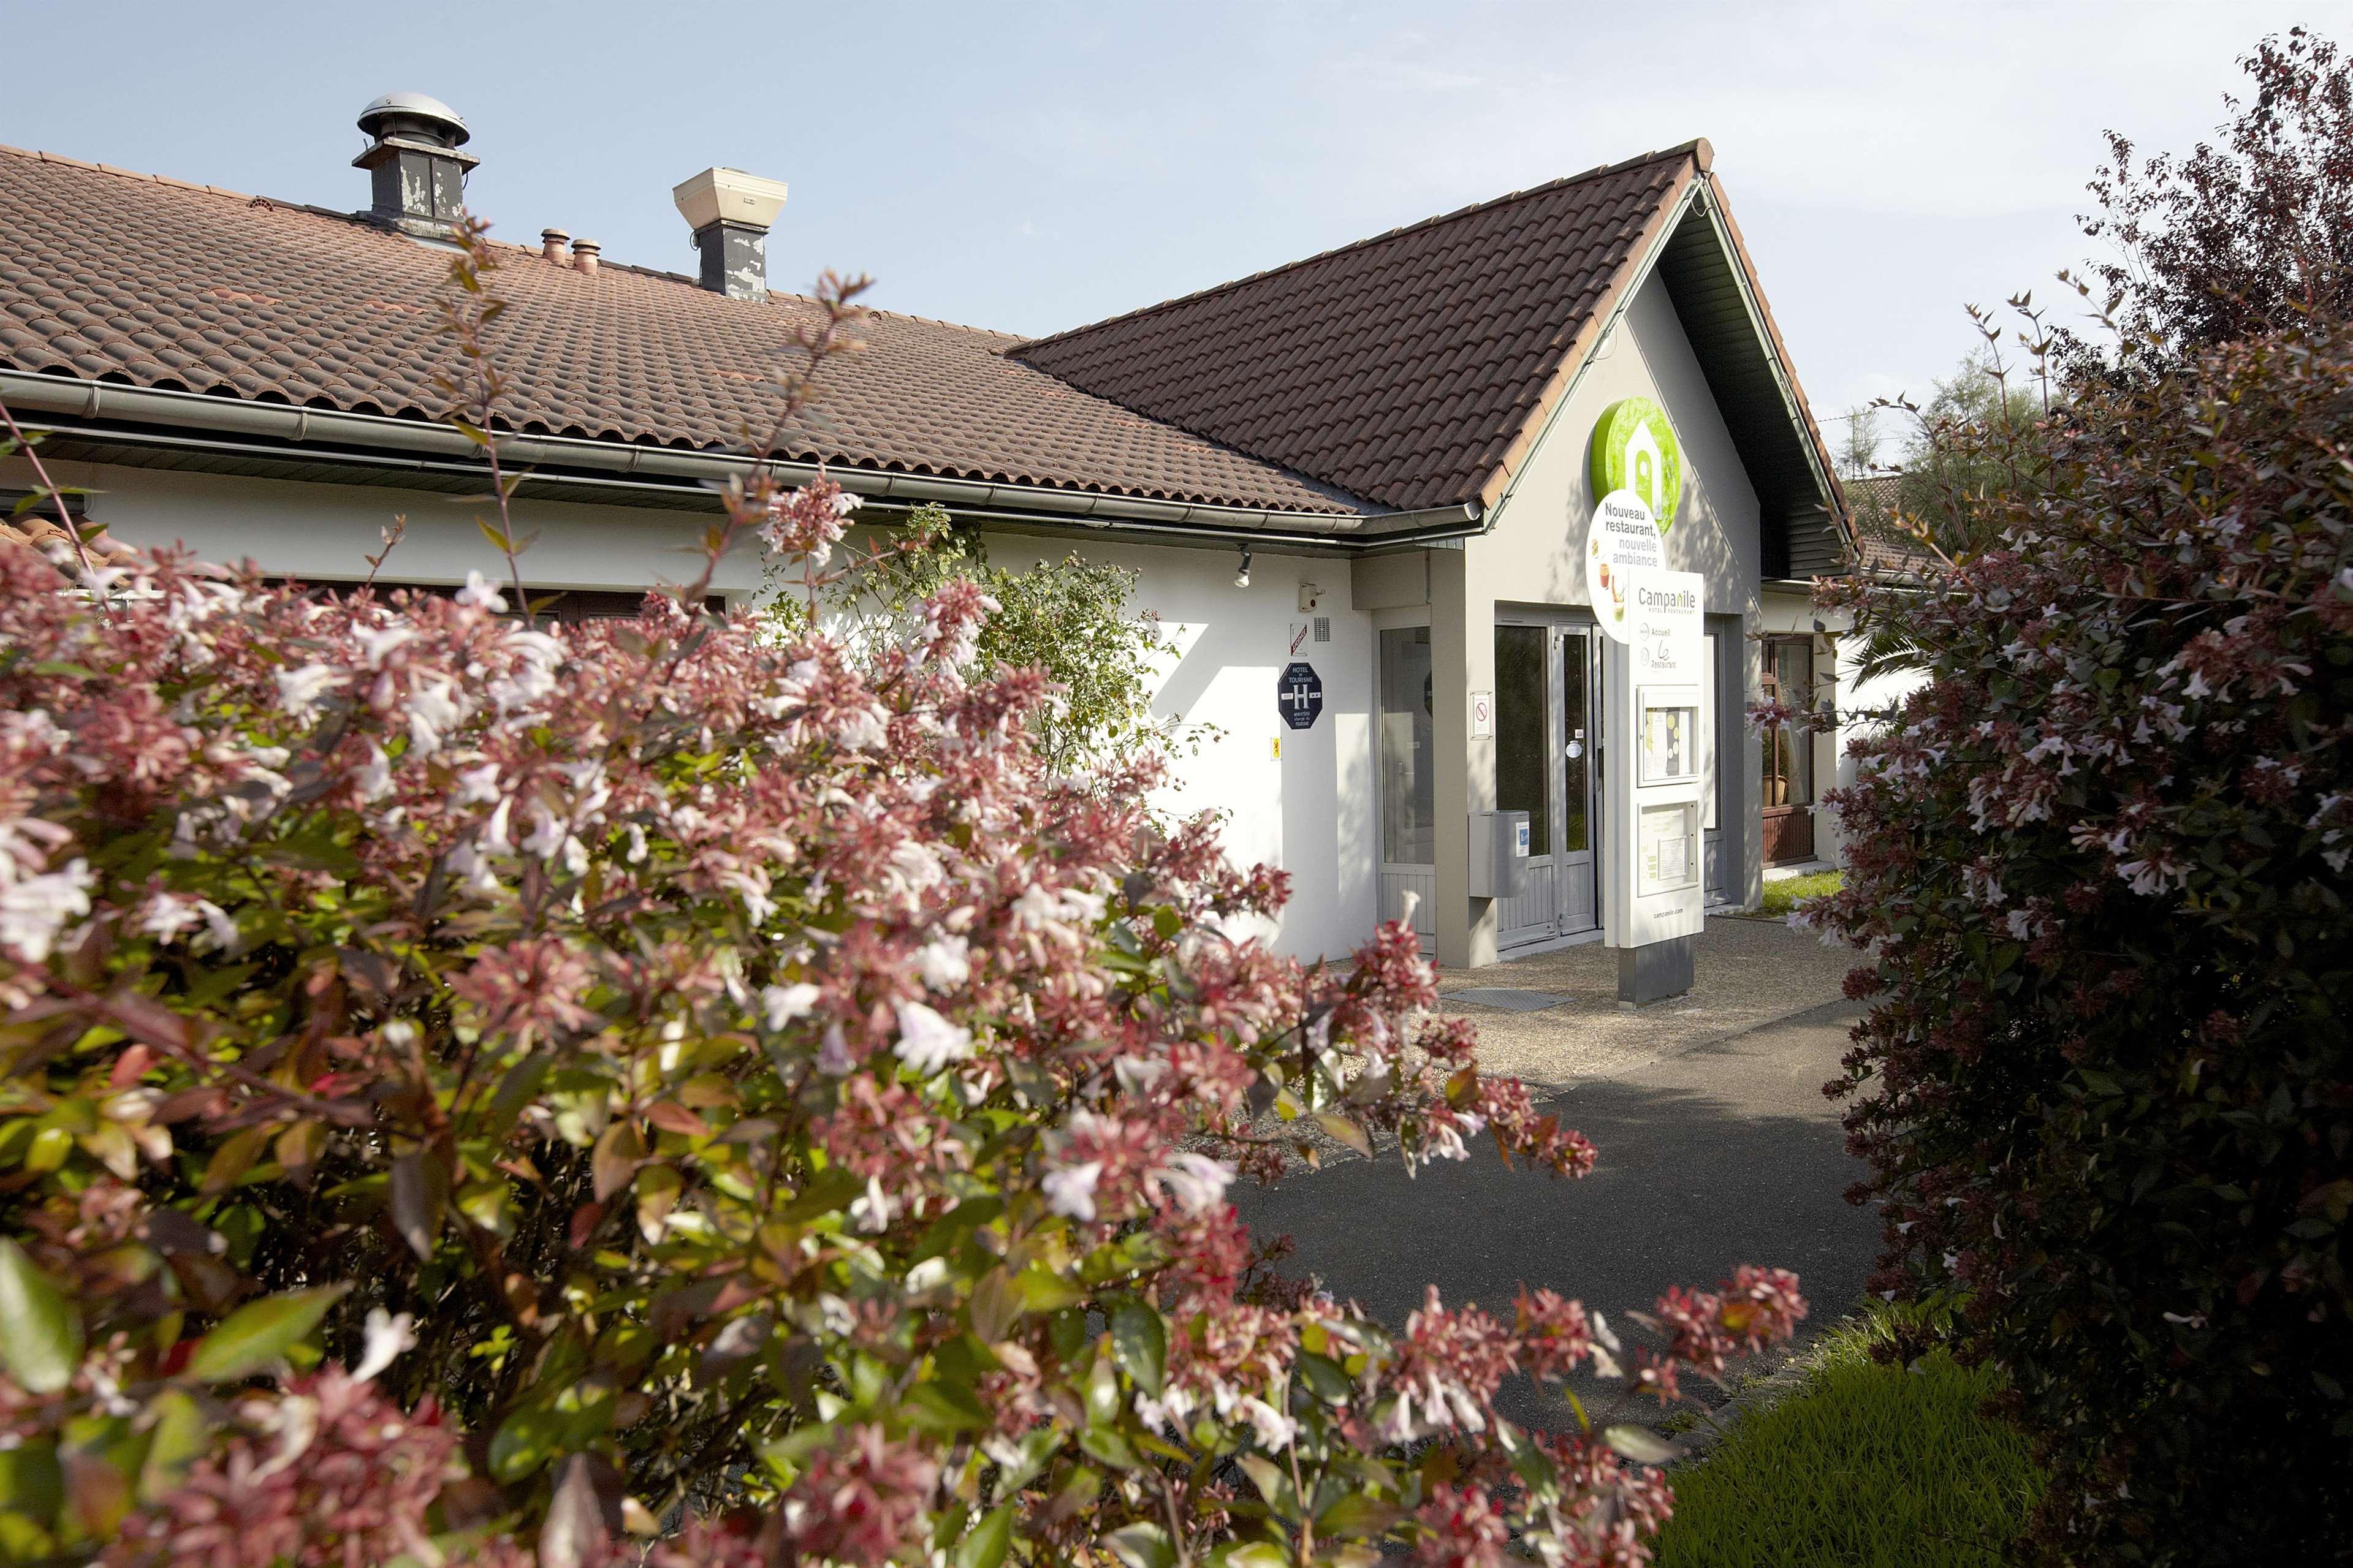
<box><xmin>1110</xmin><ymin>1300</ymin><xmax>1167</xmax><ymax>1398</ymax></box>
<box><xmin>488</xmin><ymin>1403</ymin><xmax>568</xmax><ymax>1483</ymax></box>
<box><xmin>1015</xmin><ymin>1265</ymin><xmax>1081</xmax><ymax>1313</ymax></box>
<box><xmin>1078</xmin><ymin>1426</ymin><xmax>1139</xmax><ymax>1471</ymax></box>
<box><xmin>0</xmin><ymin>1240</ymin><xmax>82</xmax><ymax>1393</ymax></box>
<box><xmin>1315</xmin><ymin>1491</ymin><xmax>1402</xmax><ymax>1539</ymax></box>
<box><xmin>1104</xmin><ymin>1521</ymin><xmax>1176</xmax><ymax>1568</ymax></box>
<box><xmin>0</xmin><ymin>1443</ymin><xmax>61</xmax><ymax>1526</ymax></box>
<box><xmin>1601</xmin><ymin>1425</ymin><xmax>1682</xmax><ymax>1465</ymax></box>
<box><xmin>1312</xmin><ymin>1113</ymin><xmax>1372</xmax><ymax>1158</ymax></box>
<box><xmin>187</xmin><ymin>1286</ymin><xmax>346</xmax><ymax>1382</ymax></box>
<box><xmin>1237</xmin><ymin>1453</ymin><xmax>1294</xmax><ymax>1518</ymax></box>
<box><xmin>1209</xmin><ymin>1545</ymin><xmax>1290</xmax><ymax>1568</ymax></box>
<box><xmin>952</xmin><ymin>1504</ymin><xmax>1014</xmax><ymax>1568</ymax></box>
<box><xmin>903</xmin><ymin>1381</ymin><xmax>987</xmax><ymax>1436</ymax></box>
<box><xmin>389</xmin><ymin>1149</ymin><xmax>449</xmax><ymax>1261</ymax></box>
<box><xmin>969</xmin><ymin>1267</ymin><xmax>1022</xmax><ymax>1343</ymax></box>
<box><xmin>135</xmin><ymin>1392</ymin><xmax>211</xmax><ymax>1502</ymax></box>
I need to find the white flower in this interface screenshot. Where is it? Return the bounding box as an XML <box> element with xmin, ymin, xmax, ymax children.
<box><xmin>520</xmin><ymin>808</ymin><xmax>566</xmax><ymax>861</ymax></box>
<box><xmin>352</xmin><ymin>1308</ymin><xmax>418</xmax><ymax>1382</ymax></box>
<box><xmin>455</xmin><ymin>762</ymin><xmax>503</xmax><ymax>805</ymax></box>
<box><xmin>762</xmin><ymin>982</ymin><xmax>820</xmax><ymax>1030</ymax></box>
<box><xmin>0</xmin><ymin>860</ymin><xmax>93</xmax><ymax>963</ymax></box>
<box><xmin>818</xmin><ymin>1023</ymin><xmax>857</xmax><ymax>1076</ymax></box>
<box><xmin>406</xmin><ymin>675</ymin><xmax>465</xmax><ymax>756</ymax></box>
<box><xmin>355</xmin><ymin>624</ymin><xmax>416</xmax><ymax>670</ymax></box>
<box><xmin>915</xmin><ymin>935</ymin><xmax>970</xmax><ymax>991</ymax></box>
<box><xmin>892</xmin><ymin>1000</ymin><xmax>973</xmax><ymax>1076</ymax></box>
<box><xmin>1150</xmin><ymin>1151</ymin><xmax>1233</xmax><ymax>1215</ymax></box>
<box><xmin>1113</xmin><ymin>1055</ymin><xmax>1169</xmax><ymax>1097</ymax></box>
<box><xmin>1236</xmin><ymin>1395</ymin><xmax>1296</xmax><ymax>1451</ymax></box>
<box><xmin>848</xmin><ymin>1175</ymin><xmax>898</xmax><ymax>1234</ymax></box>
<box><xmin>457</xmin><ymin>570</ymin><xmax>507</xmax><ymax>612</ymax></box>
<box><xmin>837</xmin><ymin>708</ymin><xmax>888</xmax><ymax>752</ymax></box>
<box><xmin>275</xmin><ymin>663</ymin><xmax>344</xmax><ymax>716</ymax></box>
<box><xmin>352</xmin><ymin>742</ymin><xmax>394</xmax><ymax>803</ymax></box>
<box><xmin>1043</xmin><ymin>1159</ymin><xmax>1103</xmax><ymax>1222</ymax></box>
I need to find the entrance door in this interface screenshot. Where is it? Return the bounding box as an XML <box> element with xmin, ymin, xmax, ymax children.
<box><xmin>1493</xmin><ymin>624</ymin><xmax>1558</xmax><ymax>944</ymax></box>
<box><xmin>1556</xmin><ymin>627</ymin><xmax>1599</xmax><ymax>935</ymax></box>
<box><xmin>1492</xmin><ymin>623</ymin><xmax>1600</xmax><ymax>949</ymax></box>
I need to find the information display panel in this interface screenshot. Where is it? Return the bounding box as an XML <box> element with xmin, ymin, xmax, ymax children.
<box><xmin>1598</xmin><ymin>564</ymin><xmax>1707</xmax><ymax>950</ymax></box>
<box><xmin>1637</xmin><ymin>684</ymin><xmax>1701</xmax><ymax>786</ymax></box>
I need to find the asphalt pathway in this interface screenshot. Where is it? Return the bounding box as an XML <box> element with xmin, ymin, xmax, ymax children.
<box><xmin>1233</xmin><ymin>996</ymin><xmax>1879</xmax><ymax>1431</ymax></box>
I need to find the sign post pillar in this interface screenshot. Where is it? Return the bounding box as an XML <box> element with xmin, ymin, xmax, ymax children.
<box><xmin>1586</xmin><ymin>488</ymin><xmax>1705</xmax><ymax>1005</ymax></box>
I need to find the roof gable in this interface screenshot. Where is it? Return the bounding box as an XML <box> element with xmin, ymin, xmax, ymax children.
<box><xmin>1010</xmin><ymin>146</ymin><xmax>1701</xmax><ymax>512</ymax></box>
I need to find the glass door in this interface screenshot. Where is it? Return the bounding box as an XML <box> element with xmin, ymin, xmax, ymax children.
<box><xmin>1493</xmin><ymin>623</ymin><xmax>1602</xmax><ymax>949</ymax></box>
<box><xmin>1493</xmin><ymin>624</ymin><xmax>1557</xmax><ymax>945</ymax></box>
<box><xmin>1377</xmin><ymin>627</ymin><xmax>1437</xmax><ymax>943</ymax></box>
<box><xmin>1556</xmin><ymin>628</ymin><xmax>1599</xmax><ymax>935</ymax></box>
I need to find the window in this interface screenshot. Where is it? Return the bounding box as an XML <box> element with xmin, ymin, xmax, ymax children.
<box><xmin>1760</xmin><ymin>636</ymin><xmax>1814</xmax><ymax>808</ymax></box>
<box><xmin>268</xmin><ymin>579</ymin><xmax>726</xmax><ymax>624</ymax></box>
<box><xmin>1379</xmin><ymin>627</ymin><xmax>1435</xmax><ymax>865</ymax></box>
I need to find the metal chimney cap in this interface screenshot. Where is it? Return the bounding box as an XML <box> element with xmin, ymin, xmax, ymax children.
<box><xmin>357</xmin><ymin>92</ymin><xmax>470</xmax><ymax>146</ymax></box>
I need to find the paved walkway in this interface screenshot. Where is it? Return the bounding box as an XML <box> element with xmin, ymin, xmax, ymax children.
<box><xmin>1238</xmin><ymin>920</ymin><xmax>1877</xmax><ymax>1433</ymax></box>
<box><xmin>1429</xmin><ymin>913</ymin><xmax>1860</xmax><ymax>1089</ymax></box>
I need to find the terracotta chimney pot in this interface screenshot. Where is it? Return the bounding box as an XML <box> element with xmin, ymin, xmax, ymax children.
<box><xmin>540</xmin><ymin>227</ymin><xmax>571</xmax><ymax>264</ymax></box>
<box><xmin>571</xmin><ymin>238</ymin><xmax>601</xmax><ymax>275</ymax></box>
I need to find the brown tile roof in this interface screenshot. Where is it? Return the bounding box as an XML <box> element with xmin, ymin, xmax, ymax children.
<box><xmin>1011</xmin><ymin>145</ymin><xmax>1702</xmax><ymax>512</ymax></box>
<box><xmin>1840</xmin><ymin>473</ymin><xmax>1945</xmax><ymax>575</ymax></box>
<box><xmin>0</xmin><ymin>145</ymin><xmax>1356</xmax><ymax>515</ymax></box>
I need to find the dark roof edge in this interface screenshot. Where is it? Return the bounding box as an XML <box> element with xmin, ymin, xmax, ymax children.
<box><xmin>1693</xmin><ymin>169</ymin><xmax>1850</xmax><ymax>542</ymax></box>
<box><xmin>1475</xmin><ymin>163</ymin><xmax>1706</xmax><ymax>514</ymax></box>
<box><xmin>1008</xmin><ymin>140</ymin><xmax>1712</xmax><ymax>357</ymax></box>
<box><xmin>0</xmin><ymin>368</ymin><xmax>1481</xmax><ymax>550</ymax></box>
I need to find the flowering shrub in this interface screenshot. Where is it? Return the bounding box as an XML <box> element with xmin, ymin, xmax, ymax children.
<box><xmin>0</xmin><ymin>452</ymin><xmax>1801</xmax><ymax>1566</ymax></box>
<box><xmin>1803</xmin><ymin>314</ymin><xmax>2353</xmax><ymax>1562</ymax></box>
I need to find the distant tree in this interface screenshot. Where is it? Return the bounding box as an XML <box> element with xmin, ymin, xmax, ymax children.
<box><xmin>2079</xmin><ymin>28</ymin><xmax>2353</xmax><ymax>367</ymax></box>
<box><xmin>1833</xmin><ymin>405</ymin><xmax>1882</xmax><ymax>479</ymax></box>
<box><xmin>770</xmin><ymin>502</ymin><xmax>1205</xmax><ymax>778</ymax></box>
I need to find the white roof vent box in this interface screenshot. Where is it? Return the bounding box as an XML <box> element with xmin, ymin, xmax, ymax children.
<box><xmin>672</xmin><ymin>167</ymin><xmax>788</xmax><ymax>301</ymax></box>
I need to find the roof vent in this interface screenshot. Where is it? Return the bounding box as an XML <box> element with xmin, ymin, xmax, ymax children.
<box><xmin>672</xmin><ymin>167</ymin><xmax>788</xmax><ymax>300</ymax></box>
<box><xmin>354</xmin><ymin>92</ymin><xmax>479</xmax><ymax>237</ymax></box>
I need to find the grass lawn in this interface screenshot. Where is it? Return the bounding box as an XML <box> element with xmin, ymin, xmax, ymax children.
<box><xmin>1654</xmin><ymin>1311</ymin><xmax>2043</xmax><ymax>1568</ymax></box>
<box><xmin>1758</xmin><ymin>868</ymin><xmax>1842</xmax><ymax>920</ymax></box>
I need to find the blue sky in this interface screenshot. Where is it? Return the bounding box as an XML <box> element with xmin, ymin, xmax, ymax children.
<box><xmin>0</xmin><ymin>1</ymin><xmax>2320</xmax><ymax>461</ymax></box>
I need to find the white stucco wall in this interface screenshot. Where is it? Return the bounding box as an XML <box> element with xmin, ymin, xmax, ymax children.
<box><xmin>975</xmin><ymin>532</ymin><xmax>1378</xmax><ymax>964</ymax></box>
<box><xmin>2</xmin><ymin>458</ymin><xmax>769</xmax><ymax>600</ymax></box>
<box><xmin>4</xmin><ymin>452</ymin><xmax>1378</xmax><ymax>964</ymax></box>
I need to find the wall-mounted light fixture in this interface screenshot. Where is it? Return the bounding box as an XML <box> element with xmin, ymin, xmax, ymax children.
<box><xmin>1233</xmin><ymin>547</ymin><xmax>1253</xmax><ymax>589</ymax></box>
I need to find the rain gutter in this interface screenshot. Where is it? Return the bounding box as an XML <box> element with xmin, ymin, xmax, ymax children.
<box><xmin>0</xmin><ymin>370</ymin><xmax>1485</xmax><ymax>552</ymax></box>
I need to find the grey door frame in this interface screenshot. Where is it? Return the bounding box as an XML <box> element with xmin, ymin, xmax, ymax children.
<box><xmin>1492</xmin><ymin>610</ymin><xmax>1602</xmax><ymax>950</ymax></box>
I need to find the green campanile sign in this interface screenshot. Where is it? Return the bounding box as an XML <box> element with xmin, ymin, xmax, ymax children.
<box><xmin>1588</xmin><ymin>396</ymin><xmax>1683</xmax><ymax>532</ymax></box>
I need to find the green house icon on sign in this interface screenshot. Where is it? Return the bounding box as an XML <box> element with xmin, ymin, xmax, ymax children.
<box><xmin>1625</xmin><ymin>422</ymin><xmax>1662</xmax><ymax>515</ymax></box>
<box><xmin>1587</xmin><ymin>396</ymin><xmax>1684</xmax><ymax>534</ymax></box>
